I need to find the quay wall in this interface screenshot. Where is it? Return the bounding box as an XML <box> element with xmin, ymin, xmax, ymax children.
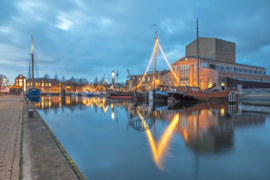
<box><xmin>23</xmin><ymin>96</ymin><xmax>86</xmax><ymax>180</ymax></box>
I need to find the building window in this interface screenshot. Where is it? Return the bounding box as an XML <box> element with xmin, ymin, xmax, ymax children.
<box><xmin>252</xmin><ymin>70</ymin><xmax>255</xmax><ymax>74</ymax></box>
<box><xmin>217</xmin><ymin>65</ymin><xmax>221</xmax><ymax>70</ymax></box>
<box><xmin>209</xmin><ymin>64</ymin><xmax>215</xmax><ymax>69</ymax></box>
<box><xmin>42</xmin><ymin>83</ymin><xmax>44</xmax><ymax>86</ymax></box>
<box><xmin>247</xmin><ymin>69</ymin><xmax>251</xmax><ymax>73</ymax></box>
<box><xmin>193</xmin><ymin>64</ymin><xmax>197</xmax><ymax>86</ymax></box>
<box><xmin>236</xmin><ymin>68</ymin><xmax>240</xmax><ymax>72</ymax></box>
<box><xmin>257</xmin><ymin>70</ymin><xmax>261</xmax><ymax>74</ymax></box>
<box><xmin>230</xmin><ymin>67</ymin><xmax>234</xmax><ymax>71</ymax></box>
<box><xmin>242</xmin><ymin>68</ymin><xmax>246</xmax><ymax>72</ymax></box>
<box><xmin>148</xmin><ymin>77</ymin><xmax>150</xmax><ymax>81</ymax></box>
<box><xmin>139</xmin><ymin>78</ymin><xmax>141</xmax><ymax>81</ymax></box>
<box><xmin>174</xmin><ymin>67</ymin><xmax>177</xmax><ymax>74</ymax></box>
<box><xmin>27</xmin><ymin>82</ymin><xmax>30</xmax><ymax>86</ymax></box>
<box><xmin>200</xmin><ymin>79</ymin><xmax>204</xmax><ymax>90</ymax></box>
<box><xmin>143</xmin><ymin>78</ymin><xmax>145</xmax><ymax>82</ymax></box>
<box><xmin>208</xmin><ymin>79</ymin><xmax>213</xmax><ymax>88</ymax></box>
<box><xmin>49</xmin><ymin>83</ymin><xmax>51</xmax><ymax>86</ymax></box>
<box><xmin>180</xmin><ymin>80</ymin><xmax>189</xmax><ymax>86</ymax></box>
<box><xmin>19</xmin><ymin>79</ymin><xmax>22</xmax><ymax>86</ymax></box>
<box><xmin>180</xmin><ymin>65</ymin><xmax>189</xmax><ymax>78</ymax></box>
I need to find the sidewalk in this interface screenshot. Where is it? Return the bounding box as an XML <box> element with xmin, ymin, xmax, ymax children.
<box><xmin>0</xmin><ymin>95</ymin><xmax>22</xmax><ymax>180</ymax></box>
<box><xmin>22</xmin><ymin>98</ymin><xmax>80</xmax><ymax>180</ymax></box>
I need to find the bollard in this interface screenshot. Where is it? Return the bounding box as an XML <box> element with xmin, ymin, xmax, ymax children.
<box><xmin>20</xmin><ymin>91</ymin><xmax>23</xmax><ymax>102</ymax></box>
<box><xmin>28</xmin><ymin>109</ymin><xmax>34</xmax><ymax>118</ymax></box>
<box><xmin>229</xmin><ymin>92</ymin><xmax>236</xmax><ymax>104</ymax></box>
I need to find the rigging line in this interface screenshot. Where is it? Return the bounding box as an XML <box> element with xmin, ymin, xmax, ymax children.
<box><xmin>135</xmin><ymin>39</ymin><xmax>158</xmax><ymax>89</ymax></box>
<box><xmin>130</xmin><ymin>38</ymin><xmax>155</xmax><ymax>71</ymax></box>
<box><xmin>158</xmin><ymin>42</ymin><xmax>179</xmax><ymax>82</ymax></box>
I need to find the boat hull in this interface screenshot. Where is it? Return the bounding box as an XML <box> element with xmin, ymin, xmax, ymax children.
<box><xmin>111</xmin><ymin>91</ymin><xmax>133</xmax><ymax>99</ymax></box>
<box><xmin>154</xmin><ymin>90</ymin><xmax>169</xmax><ymax>101</ymax></box>
<box><xmin>25</xmin><ymin>88</ymin><xmax>41</xmax><ymax>97</ymax></box>
<box><xmin>133</xmin><ymin>91</ymin><xmax>148</xmax><ymax>100</ymax></box>
<box><xmin>167</xmin><ymin>91</ymin><xmax>230</xmax><ymax>102</ymax></box>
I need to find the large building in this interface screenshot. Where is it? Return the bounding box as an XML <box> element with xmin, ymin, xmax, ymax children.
<box><xmin>128</xmin><ymin>37</ymin><xmax>270</xmax><ymax>90</ymax></box>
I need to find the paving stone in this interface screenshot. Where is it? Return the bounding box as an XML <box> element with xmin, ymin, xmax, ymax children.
<box><xmin>0</xmin><ymin>96</ymin><xmax>22</xmax><ymax>180</ymax></box>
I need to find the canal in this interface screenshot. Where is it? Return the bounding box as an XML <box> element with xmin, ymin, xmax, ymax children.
<box><xmin>31</xmin><ymin>96</ymin><xmax>270</xmax><ymax>180</ymax></box>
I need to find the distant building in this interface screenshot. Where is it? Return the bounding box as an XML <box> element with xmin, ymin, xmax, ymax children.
<box><xmin>9</xmin><ymin>74</ymin><xmax>26</xmax><ymax>93</ymax></box>
<box><xmin>128</xmin><ymin>70</ymin><xmax>170</xmax><ymax>90</ymax></box>
<box><xmin>10</xmin><ymin>76</ymin><xmax>90</xmax><ymax>93</ymax></box>
<box><xmin>186</xmin><ymin>38</ymin><xmax>235</xmax><ymax>64</ymax></box>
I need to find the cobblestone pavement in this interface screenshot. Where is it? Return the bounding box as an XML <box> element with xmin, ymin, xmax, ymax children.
<box><xmin>0</xmin><ymin>95</ymin><xmax>22</xmax><ymax>180</ymax></box>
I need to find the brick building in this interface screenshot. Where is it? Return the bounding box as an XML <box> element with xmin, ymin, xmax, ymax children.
<box><xmin>127</xmin><ymin>38</ymin><xmax>270</xmax><ymax>90</ymax></box>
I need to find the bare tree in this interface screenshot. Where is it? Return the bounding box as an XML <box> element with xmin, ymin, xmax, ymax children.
<box><xmin>82</xmin><ymin>78</ymin><xmax>89</xmax><ymax>84</ymax></box>
<box><xmin>0</xmin><ymin>74</ymin><xmax>8</xmax><ymax>93</ymax></box>
<box><xmin>94</xmin><ymin>77</ymin><xmax>98</xmax><ymax>85</ymax></box>
<box><xmin>70</xmin><ymin>76</ymin><xmax>76</xmax><ymax>83</ymax></box>
<box><xmin>54</xmin><ymin>75</ymin><xmax>59</xmax><ymax>81</ymax></box>
<box><xmin>61</xmin><ymin>76</ymin><xmax>65</xmax><ymax>83</ymax></box>
<box><xmin>43</xmin><ymin>73</ymin><xmax>50</xmax><ymax>79</ymax></box>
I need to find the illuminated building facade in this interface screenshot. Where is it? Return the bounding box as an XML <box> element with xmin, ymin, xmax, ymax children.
<box><xmin>128</xmin><ymin>70</ymin><xmax>170</xmax><ymax>90</ymax></box>
<box><xmin>128</xmin><ymin>38</ymin><xmax>270</xmax><ymax>90</ymax></box>
<box><xmin>9</xmin><ymin>74</ymin><xmax>26</xmax><ymax>93</ymax></box>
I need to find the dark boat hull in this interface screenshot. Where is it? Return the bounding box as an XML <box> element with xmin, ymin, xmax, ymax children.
<box><xmin>25</xmin><ymin>87</ymin><xmax>41</xmax><ymax>97</ymax></box>
<box><xmin>133</xmin><ymin>91</ymin><xmax>148</xmax><ymax>100</ymax></box>
<box><xmin>168</xmin><ymin>91</ymin><xmax>230</xmax><ymax>102</ymax></box>
<box><xmin>154</xmin><ymin>91</ymin><xmax>169</xmax><ymax>101</ymax></box>
<box><xmin>111</xmin><ymin>91</ymin><xmax>133</xmax><ymax>99</ymax></box>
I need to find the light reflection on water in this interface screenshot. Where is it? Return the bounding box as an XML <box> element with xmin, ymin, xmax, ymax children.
<box><xmin>31</xmin><ymin>96</ymin><xmax>270</xmax><ymax>180</ymax></box>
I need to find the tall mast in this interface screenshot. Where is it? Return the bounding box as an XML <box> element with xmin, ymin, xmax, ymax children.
<box><xmin>154</xmin><ymin>25</ymin><xmax>157</xmax><ymax>89</ymax></box>
<box><xmin>31</xmin><ymin>34</ymin><xmax>35</xmax><ymax>88</ymax></box>
<box><xmin>196</xmin><ymin>19</ymin><xmax>199</xmax><ymax>87</ymax></box>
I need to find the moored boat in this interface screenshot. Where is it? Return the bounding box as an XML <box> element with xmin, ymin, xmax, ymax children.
<box><xmin>133</xmin><ymin>91</ymin><xmax>149</xmax><ymax>100</ymax></box>
<box><xmin>26</xmin><ymin>35</ymin><xmax>41</xmax><ymax>97</ymax></box>
<box><xmin>167</xmin><ymin>84</ymin><xmax>234</xmax><ymax>102</ymax></box>
<box><xmin>110</xmin><ymin>91</ymin><xmax>133</xmax><ymax>99</ymax></box>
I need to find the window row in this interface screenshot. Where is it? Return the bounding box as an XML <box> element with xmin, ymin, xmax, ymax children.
<box><xmin>212</xmin><ymin>64</ymin><xmax>266</xmax><ymax>75</ymax></box>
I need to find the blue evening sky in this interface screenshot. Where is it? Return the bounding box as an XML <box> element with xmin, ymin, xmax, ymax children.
<box><xmin>0</xmin><ymin>0</ymin><xmax>269</xmax><ymax>83</ymax></box>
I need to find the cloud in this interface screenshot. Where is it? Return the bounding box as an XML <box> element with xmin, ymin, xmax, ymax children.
<box><xmin>0</xmin><ymin>0</ymin><xmax>270</xmax><ymax>83</ymax></box>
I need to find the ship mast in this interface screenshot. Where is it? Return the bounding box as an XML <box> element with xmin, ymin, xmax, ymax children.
<box><xmin>31</xmin><ymin>34</ymin><xmax>35</xmax><ymax>88</ymax></box>
<box><xmin>196</xmin><ymin>19</ymin><xmax>199</xmax><ymax>87</ymax></box>
<box><xmin>154</xmin><ymin>25</ymin><xmax>157</xmax><ymax>89</ymax></box>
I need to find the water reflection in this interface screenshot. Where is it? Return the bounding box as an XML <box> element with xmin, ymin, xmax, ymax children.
<box><xmin>33</xmin><ymin>96</ymin><xmax>267</xmax><ymax>173</ymax></box>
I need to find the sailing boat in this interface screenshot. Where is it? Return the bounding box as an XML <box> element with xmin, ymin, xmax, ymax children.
<box><xmin>25</xmin><ymin>34</ymin><xmax>41</xmax><ymax>97</ymax></box>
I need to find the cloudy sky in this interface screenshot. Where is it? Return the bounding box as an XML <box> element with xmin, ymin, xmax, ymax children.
<box><xmin>0</xmin><ymin>0</ymin><xmax>269</xmax><ymax>83</ymax></box>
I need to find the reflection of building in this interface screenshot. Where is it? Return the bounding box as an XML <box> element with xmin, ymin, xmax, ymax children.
<box><xmin>131</xmin><ymin>102</ymin><xmax>266</xmax><ymax>170</ymax></box>
<box><xmin>127</xmin><ymin>38</ymin><xmax>270</xmax><ymax>90</ymax></box>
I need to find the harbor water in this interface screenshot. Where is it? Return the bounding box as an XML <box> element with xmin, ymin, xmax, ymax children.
<box><xmin>31</xmin><ymin>96</ymin><xmax>270</xmax><ymax>180</ymax></box>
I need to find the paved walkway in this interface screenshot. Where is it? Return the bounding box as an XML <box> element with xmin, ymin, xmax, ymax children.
<box><xmin>0</xmin><ymin>95</ymin><xmax>22</xmax><ymax>180</ymax></box>
<box><xmin>22</xmin><ymin>99</ymin><xmax>79</xmax><ymax>180</ymax></box>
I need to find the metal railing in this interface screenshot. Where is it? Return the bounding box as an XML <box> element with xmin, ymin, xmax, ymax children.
<box><xmin>239</xmin><ymin>88</ymin><xmax>270</xmax><ymax>95</ymax></box>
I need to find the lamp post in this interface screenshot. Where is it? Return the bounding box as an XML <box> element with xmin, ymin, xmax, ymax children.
<box><xmin>112</xmin><ymin>70</ymin><xmax>115</xmax><ymax>86</ymax></box>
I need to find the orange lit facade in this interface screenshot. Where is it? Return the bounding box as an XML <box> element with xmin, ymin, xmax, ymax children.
<box><xmin>128</xmin><ymin>37</ymin><xmax>270</xmax><ymax>91</ymax></box>
<box><xmin>128</xmin><ymin>70</ymin><xmax>170</xmax><ymax>90</ymax></box>
<box><xmin>9</xmin><ymin>74</ymin><xmax>26</xmax><ymax>93</ymax></box>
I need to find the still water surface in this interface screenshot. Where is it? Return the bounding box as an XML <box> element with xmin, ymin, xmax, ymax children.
<box><xmin>32</xmin><ymin>96</ymin><xmax>270</xmax><ymax>180</ymax></box>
